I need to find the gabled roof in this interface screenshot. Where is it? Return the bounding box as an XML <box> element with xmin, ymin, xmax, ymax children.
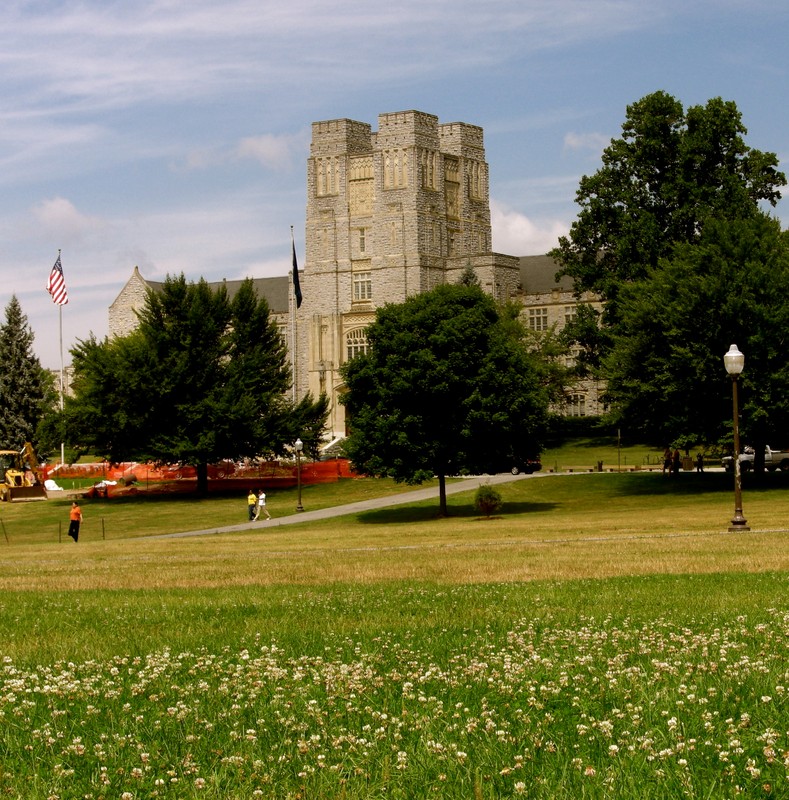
<box><xmin>214</xmin><ymin>276</ymin><xmax>290</xmax><ymax>315</ymax></box>
<box><xmin>131</xmin><ymin>268</ymin><xmax>290</xmax><ymax>315</ymax></box>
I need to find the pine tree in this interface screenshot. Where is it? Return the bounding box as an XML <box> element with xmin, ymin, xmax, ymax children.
<box><xmin>0</xmin><ymin>296</ymin><xmax>51</xmax><ymax>449</ymax></box>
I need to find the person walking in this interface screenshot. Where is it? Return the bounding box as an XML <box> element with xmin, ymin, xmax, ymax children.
<box><xmin>247</xmin><ymin>489</ymin><xmax>258</xmax><ymax>521</ymax></box>
<box><xmin>662</xmin><ymin>446</ymin><xmax>672</xmax><ymax>476</ymax></box>
<box><xmin>68</xmin><ymin>501</ymin><xmax>83</xmax><ymax>542</ymax></box>
<box><xmin>255</xmin><ymin>489</ymin><xmax>271</xmax><ymax>521</ymax></box>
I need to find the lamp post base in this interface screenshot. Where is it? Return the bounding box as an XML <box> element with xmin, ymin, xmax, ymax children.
<box><xmin>728</xmin><ymin>516</ymin><xmax>750</xmax><ymax>532</ymax></box>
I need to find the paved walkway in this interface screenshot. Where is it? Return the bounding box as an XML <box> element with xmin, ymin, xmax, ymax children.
<box><xmin>157</xmin><ymin>472</ymin><xmax>535</xmax><ymax>539</ymax></box>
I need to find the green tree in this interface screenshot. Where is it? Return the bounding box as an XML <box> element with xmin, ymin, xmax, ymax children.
<box><xmin>552</xmin><ymin>91</ymin><xmax>785</xmax><ymax>316</ymax></box>
<box><xmin>0</xmin><ymin>296</ymin><xmax>54</xmax><ymax>451</ymax></box>
<box><xmin>340</xmin><ymin>284</ymin><xmax>549</xmax><ymax>516</ymax></box>
<box><xmin>64</xmin><ymin>275</ymin><xmax>328</xmax><ymax>493</ymax></box>
<box><xmin>603</xmin><ymin>214</ymin><xmax>789</xmax><ymax>458</ymax></box>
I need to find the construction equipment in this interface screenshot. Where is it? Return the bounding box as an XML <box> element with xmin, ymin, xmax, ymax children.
<box><xmin>0</xmin><ymin>442</ymin><xmax>47</xmax><ymax>501</ymax></box>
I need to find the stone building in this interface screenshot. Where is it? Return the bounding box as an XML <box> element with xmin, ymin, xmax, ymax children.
<box><xmin>110</xmin><ymin>266</ymin><xmax>290</xmax><ymax>339</ymax></box>
<box><xmin>109</xmin><ymin>110</ymin><xmax>604</xmax><ymax>441</ymax></box>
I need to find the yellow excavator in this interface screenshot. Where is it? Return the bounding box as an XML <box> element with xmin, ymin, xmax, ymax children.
<box><xmin>0</xmin><ymin>442</ymin><xmax>47</xmax><ymax>501</ymax></box>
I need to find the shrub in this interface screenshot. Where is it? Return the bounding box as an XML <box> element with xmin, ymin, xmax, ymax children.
<box><xmin>474</xmin><ymin>484</ymin><xmax>502</xmax><ymax>518</ymax></box>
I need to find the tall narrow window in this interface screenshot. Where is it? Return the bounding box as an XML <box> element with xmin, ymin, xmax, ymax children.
<box><xmin>359</xmin><ymin>228</ymin><xmax>366</xmax><ymax>254</ymax></box>
<box><xmin>566</xmin><ymin>393</ymin><xmax>587</xmax><ymax>417</ymax></box>
<box><xmin>353</xmin><ymin>272</ymin><xmax>372</xmax><ymax>301</ymax></box>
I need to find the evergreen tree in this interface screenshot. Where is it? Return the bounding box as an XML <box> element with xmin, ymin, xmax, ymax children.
<box><xmin>0</xmin><ymin>296</ymin><xmax>52</xmax><ymax>450</ymax></box>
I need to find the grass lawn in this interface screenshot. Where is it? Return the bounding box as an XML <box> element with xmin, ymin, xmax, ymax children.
<box><xmin>1</xmin><ymin>469</ymin><xmax>787</xmax><ymax>798</ymax></box>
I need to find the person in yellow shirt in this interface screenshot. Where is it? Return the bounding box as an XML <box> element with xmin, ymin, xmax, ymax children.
<box><xmin>247</xmin><ymin>489</ymin><xmax>257</xmax><ymax>521</ymax></box>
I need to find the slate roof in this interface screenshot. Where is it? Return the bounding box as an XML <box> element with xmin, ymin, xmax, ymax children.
<box><xmin>518</xmin><ymin>255</ymin><xmax>573</xmax><ymax>294</ymax></box>
<box><xmin>143</xmin><ymin>274</ymin><xmax>290</xmax><ymax>316</ymax></box>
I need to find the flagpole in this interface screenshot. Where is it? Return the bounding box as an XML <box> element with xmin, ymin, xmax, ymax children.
<box><xmin>58</xmin><ymin>250</ymin><xmax>65</xmax><ymax>467</ymax></box>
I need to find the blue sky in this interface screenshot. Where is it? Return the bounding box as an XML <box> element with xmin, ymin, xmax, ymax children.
<box><xmin>1</xmin><ymin>0</ymin><xmax>787</xmax><ymax>368</ymax></box>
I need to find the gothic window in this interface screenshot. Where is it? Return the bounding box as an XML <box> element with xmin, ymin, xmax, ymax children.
<box><xmin>445</xmin><ymin>182</ymin><xmax>459</xmax><ymax>219</ymax></box>
<box><xmin>346</xmin><ymin>328</ymin><xmax>369</xmax><ymax>361</ymax></box>
<box><xmin>421</xmin><ymin>149</ymin><xmax>437</xmax><ymax>189</ymax></box>
<box><xmin>353</xmin><ymin>272</ymin><xmax>372</xmax><ymax>302</ymax></box>
<box><xmin>383</xmin><ymin>149</ymin><xmax>408</xmax><ymax>189</ymax></box>
<box><xmin>315</xmin><ymin>157</ymin><xmax>339</xmax><ymax>196</ymax></box>
<box><xmin>528</xmin><ymin>307</ymin><xmax>549</xmax><ymax>331</ymax></box>
<box><xmin>469</xmin><ymin>161</ymin><xmax>485</xmax><ymax>199</ymax></box>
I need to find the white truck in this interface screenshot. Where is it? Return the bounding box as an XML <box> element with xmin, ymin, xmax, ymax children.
<box><xmin>722</xmin><ymin>446</ymin><xmax>789</xmax><ymax>473</ymax></box>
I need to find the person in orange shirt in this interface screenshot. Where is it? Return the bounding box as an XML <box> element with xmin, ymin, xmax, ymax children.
<box><xmin>68</xmin><ymin>501</ymin><xmax>83</xmax><ymax>542</ymax></box>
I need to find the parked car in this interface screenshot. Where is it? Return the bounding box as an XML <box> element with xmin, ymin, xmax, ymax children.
<box><xmin>722</xmin><ymin>446</ymin><xmax>789</xmax><ymax>473</ymax></box>
<box><xmin>510</xmin><ymin>458</ymin><xmax>542</xmax><ymax>475</ymax></box>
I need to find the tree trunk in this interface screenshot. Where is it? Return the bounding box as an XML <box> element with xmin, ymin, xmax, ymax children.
<box><xmin>438</xmin><ymin>473</ymin><xmax>448</xmax><ymax>517</ymax></box>
<box><xmin>196</xmin><ymin>462</ymin><xmax>209</xmax><ymax>496</ymax></box>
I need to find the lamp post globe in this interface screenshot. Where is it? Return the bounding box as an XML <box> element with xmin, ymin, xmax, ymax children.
<box><xmin>724</xmin><ymin>344</ymin><xmax>749</xmax><ymax>532</ymax></box>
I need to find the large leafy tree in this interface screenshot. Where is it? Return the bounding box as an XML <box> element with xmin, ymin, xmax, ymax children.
<box><xmin>603</xmin><ymin>214</ymin><xmax>789</xmax><ymax>459</ymax></box>
<box><xmin>0</xmin><ymin>296</ymin><xmax>54</xmax><ymax>451</ymax></box>
<box><xmin>340</xmin><ymin>283</ymin><xmax>549</xmax><ymax>516</ymax></box>
<box><xmin>552</xmin><ymin>91</ymin><xmax>785</xmax><ymax>317</ymax></box>
<box><xmin>550</xmin><ymin>91</ymin><xmax>787</xmax><ymax>448</ymax></box>
<box><xmin>64</xmin><ymin>275</ymin><xmax>328</xmax><ymax>493</ymax></box>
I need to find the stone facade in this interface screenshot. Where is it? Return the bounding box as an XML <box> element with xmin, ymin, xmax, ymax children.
<box><xmin>108</xmin><ymin>110</ymin><xmax>604</xmax><ymax>441</ymax></box>
<box><xmin>297</xmin><ymin>111</ymin><xmax>524</xmax><ymax>437</ymax></box>
<box><xmin>516</xmin><ymin>255</ymin><xmax>605</xmax><ymax>417</ymax></box>
<box><xmin>109</xmin><ymin>267</ymin><xmax>164</xmax><ymax>338</ymax></box>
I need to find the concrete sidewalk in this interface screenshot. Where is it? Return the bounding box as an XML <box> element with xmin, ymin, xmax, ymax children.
<box><xmin>156</xmin><ymin>472</ymin><xmax>534</xmax><ymax>539</ymax></box>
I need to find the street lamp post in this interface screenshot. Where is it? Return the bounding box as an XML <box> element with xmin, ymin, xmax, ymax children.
<box><xmin>294</xmin><ymin>438</ymin><xmax>304</xmax><ymax>512</ymax></box>
<box><xmin>723</xmin><ymin>344</ymin><xmax>749</xmax><ymax>532</ymax></box>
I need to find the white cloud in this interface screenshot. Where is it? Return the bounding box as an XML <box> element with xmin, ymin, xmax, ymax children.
<box><xmin>563</xmin><ymin>131</ymin><xmax>609</xmax><ymax>154</ymax></box>
<box><xmin>491</xmin><ymin>199</ymin><xmax>569</xmax><ymax>256</ymax></box>
<box><xmin>32</xmin><ymin>197</ymin><xmax>106</xmax><ymax>244</ymax></box>
<box><xmin>181</xmin><ymin>131</ymin><xmax>308</xmax><ymax>172</ymax></box>
<box><xmin>236</xmin><ymin>134</ymin><xmax>297</xmax><ymax>170</ymax></box>
<box><xmin>0</xmin><ymin>1</ymin><xmax>655</xmax><ymax>118</ymax></box>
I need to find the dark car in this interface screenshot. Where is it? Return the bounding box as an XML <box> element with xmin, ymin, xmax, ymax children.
<box><xmin>510</xmin><ymin>458</ymin><xmax>542</xmax><ymax>475</ymax></box>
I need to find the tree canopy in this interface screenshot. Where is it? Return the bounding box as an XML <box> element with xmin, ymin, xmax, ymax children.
<box><xmin>603</xmin><ymin>214</ymin><xmax>789</xmax><ymax>453</ymax></box>
<box><xmin>552</xmin><ymin>91</ymin><xmax>786</xmax><ymax>314</ymax></box>
<box><xmin>340</xmin><ymin>283</ymin><xmax>549</xmax><ymax>515</ymax></box>
<box><xmin>0</xmin><ymin>296</ymin><xmax>53</xmax><ymax>452</ymax></box>
<box><xmin>549</xmin><ymin>91</ymin><xmax>788</xmax><ymax>451</ymax></box>
<box><xmin>62</xmin><ymin>274</ymin><xmax>328</xmax><ymax>492</ymax></box>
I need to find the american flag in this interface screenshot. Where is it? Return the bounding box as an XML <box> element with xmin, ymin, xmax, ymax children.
<box><xmin>46</xmin><ymin>253</ymin><xmax>69</xmax><ymax>305</ymax></box>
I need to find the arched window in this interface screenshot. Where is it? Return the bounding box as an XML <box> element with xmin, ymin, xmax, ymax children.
<box><xmin>346</xmin><ymin>328</ymin><xmax>369</xmax><ymax>361</ymax></box>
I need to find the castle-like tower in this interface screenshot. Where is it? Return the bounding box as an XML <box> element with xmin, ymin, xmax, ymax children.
<box><xmin>297</xmin><ymin>111</ymin><xmax>520</xmax><ymax>438</ymax></box>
